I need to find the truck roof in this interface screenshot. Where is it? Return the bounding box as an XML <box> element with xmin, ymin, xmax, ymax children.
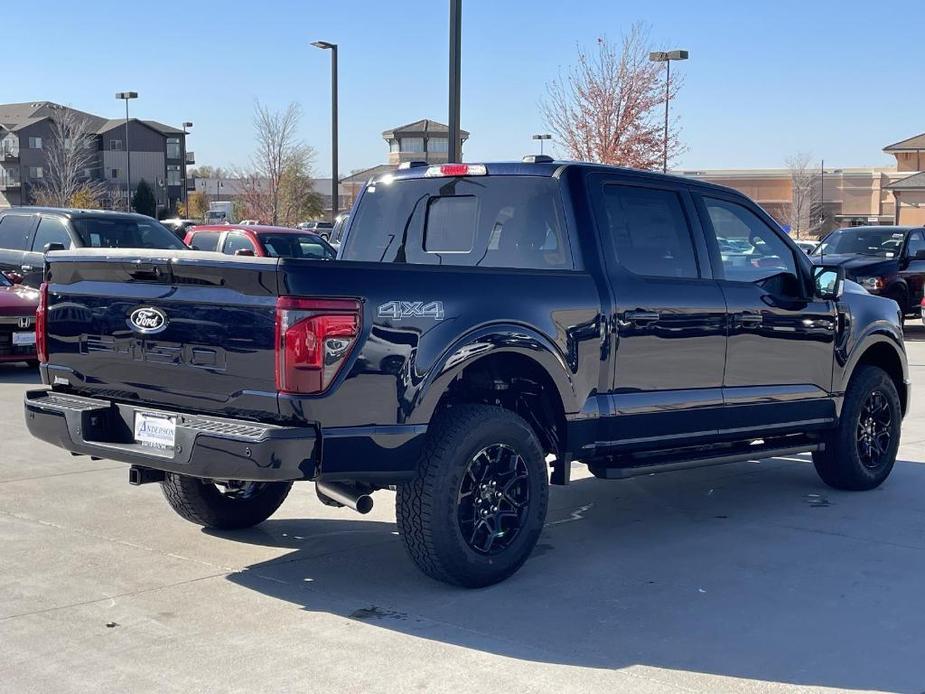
<box><xmin>380</xmin><ymin>160</ymin><xmax>746</xmax><ymax>198</ymax></box>
<box><xmin>3</xmin><ymin>206</ymin><xmax>158</xmax><ymax>222</ymax></box>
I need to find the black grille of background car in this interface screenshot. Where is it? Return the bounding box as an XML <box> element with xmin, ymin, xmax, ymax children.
<box><xmin>0</xmin><ymin>324</ymin><xmax>35</xmax><ymax>356</ymax></box>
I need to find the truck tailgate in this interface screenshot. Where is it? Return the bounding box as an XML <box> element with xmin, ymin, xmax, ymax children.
<box><xmin>43</xmin><ymin>250</ymin><xmax>281</xmax><ymax>419</ymax></box>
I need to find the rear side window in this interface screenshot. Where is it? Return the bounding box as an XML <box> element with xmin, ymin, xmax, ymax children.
<box><xmin>342</xmin><ymin>176</ymin><xmax>574</xmax><ymax>270</ymax></box>
<box><xmin>32</xmin><ymin>217</ymin><xmax>72</xmax><ymax>252</ymax></box>
<box><xmin>0</xmin><ymin>214</ymin><xmax>35</xmax><ymax>251</ymax></box>
<box><xmin>190</xmin><ymin>231</ymin><xmax>220</xmax><ymax>251</ymax></box>
<box><xmin>596</xmin><ymin>185</ymin><xmax>699</xmax><ymax>279</ymax></box>
<box><xmin>72</xmin><ymin>218</ymin><xmax>186</xmax><ymax>249</ymax></box>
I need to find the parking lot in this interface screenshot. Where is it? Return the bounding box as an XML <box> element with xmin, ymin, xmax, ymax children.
<box><xmin>2</xmin><ymin>333</ymin><xmax>925</xmax><ymax>693</ymax></box>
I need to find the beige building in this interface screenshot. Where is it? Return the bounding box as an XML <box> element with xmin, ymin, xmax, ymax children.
<box><xmin>682</xmin><ymin>132</ymin><xmax>925</xmax><ymax>235</ymax></box>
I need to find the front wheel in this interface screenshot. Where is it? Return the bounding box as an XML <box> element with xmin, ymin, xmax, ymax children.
<box><xmin>813</xmin><ymin>365</ymin><xmax>901</xmax><ymax>490</ymax></box>
<box><xmin>161</xmin><ymin>474</ymin><xmax>292</xmax><ymax>529</ymax></box>
<box><xmin>396</xmin><ymin>405</ymin><xmax>548</xmax><ymax>588</ymax></box>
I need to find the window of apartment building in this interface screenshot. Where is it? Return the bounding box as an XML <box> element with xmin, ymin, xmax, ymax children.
<box><xmin>401</xmin><ymin>137</ymin><xmax>424</xmax><ymax>153</ymax></box>
<box><xmin>28</xmin><ymin>137</ymin><xmax>42</xmax><ymax>149</ymax></box>
<box><xmin>166</xmin><ymin>137</ymin><xmax>181</xmax><ymax>159</ymax></box>
<box><xmin>29</xmin><ymin>167</ymin><xmax>43</xmax><ymax>179</ymax></box>
<box><xmin>428</xmin><ymin>137</ymin><xmax>448</xmax><ymax>153</ymax></box>
<box><xmin>110</xmin><ymin>139</ymin><xmax>123</xmax><ymax>151</ymax></box>
<box><xmin>167</xmin><ymin>165</ymin><xmax>181</xmax><ymax>186</ymax></box>
<box><xmin>111</xmin><ymin>168</ymin><xmax>120</xmax><ymax>179</ymax></box>
<box><xmin>389</xmin><ymin>139</ymin><xmax>401</xmax><ymax>153</ymax></box>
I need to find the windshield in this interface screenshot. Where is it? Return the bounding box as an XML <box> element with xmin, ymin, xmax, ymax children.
<box><xmin>812</xmin><ymin>228</ymin><xmax>905</xmax><ymax>258</ymax></box>
<box><xmin>72</xmin><ymin>218</ymin><xmax>187</xmax><ymax>250</ymax></box>
<box><xmin>259</xmin><ymin>234</ymin><xmax>335</xmax><ymax>259</ymax></box>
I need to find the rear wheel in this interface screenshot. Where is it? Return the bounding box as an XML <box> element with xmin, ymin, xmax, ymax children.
<box><xmin>813</xmin><ymin>365</ymin><xmax>901</xmax><ymax>490</ymax></box>
<box><xmin>396</xmin><ymin>405</ymin><xmax>548</xmax><ymax>588</ymax></box>
<box><xmin>161</xmin><ymin>474</ymin><xmax>292</xmax><ymax>529</ymax></box>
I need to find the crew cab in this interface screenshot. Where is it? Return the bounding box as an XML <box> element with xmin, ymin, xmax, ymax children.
<box><xmin>811</xmin><ymin>225</ymin><xmax>925</xmax><ymax>319</ymax></box>
<box><xmin>24</xmin><ymin>159</ymin><xmax>909</xmax><ymax>587</ymax></box>
<box><xmin>184</xmin><ymin>224</ymin><xmax>336</xmax><ymax>260</ymax></box>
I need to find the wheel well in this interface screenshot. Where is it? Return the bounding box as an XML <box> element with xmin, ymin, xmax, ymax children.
<box><xmin>854</xmin><ymin>342</ymin><xmax>907</xmax><ymax>414</ymax></box>
<box><xmin>434</xmin><ymin>353</ymin><xmax>567</xmax><ymax>460</ymax></box>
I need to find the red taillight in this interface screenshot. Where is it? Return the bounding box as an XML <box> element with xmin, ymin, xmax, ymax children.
<box><xmin>36</xmin><ymin>282</ymin><xmax>48</xmax><ymax>363</ymax></box>
<box><xmin>275</xmin><ymin>297</ymin><xmax>361</xmax><ymax>394</ymax></box>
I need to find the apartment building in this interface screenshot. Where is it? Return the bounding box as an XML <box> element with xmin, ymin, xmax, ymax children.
<box><xmin>0</xmin><ymin>101</ymin><xmax>193</xmax><ymax>213</ymax></box>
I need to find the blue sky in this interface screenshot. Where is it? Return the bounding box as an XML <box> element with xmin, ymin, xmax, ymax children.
<box><xmin>5</xmin><ymin>0</ymin><xmax>923</xmax><ymax>176</ymax></box>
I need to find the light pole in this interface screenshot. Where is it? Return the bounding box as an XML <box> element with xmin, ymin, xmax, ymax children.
<box><xmin>182</xmin><ymin>121</ymin><xmax>193</xmax><ymax>214</ymax></box>
<box><xmin>115</xmin><ymin>91</ymin><xmax>138</xmax><ymax>210</ymax></box>
<box><xmin>532</xmin><ymin>134</ymin><xmax>552</xmax><ymax>155</ymax></box>
<box><xmin>648</xmin><ymin>50</ymin><xmax>688</xmax><ymax>173</ymax></box>
<box><xmin>448</xmin><ymin>0</ymin><xmax>462</xmax><ymax>162</ymax></box>
<box><xmin>312</xmin><ymin>40</ymin><xmax>339</xmax><ymax>222</ymax></box>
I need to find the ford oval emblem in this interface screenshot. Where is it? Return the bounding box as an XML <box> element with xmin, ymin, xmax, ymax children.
<box><xmin>129</xmin><ymin>307</ymin><xmax>168</xmax><ymax>334</ymax></box>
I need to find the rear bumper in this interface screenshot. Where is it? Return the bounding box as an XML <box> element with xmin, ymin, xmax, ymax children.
<box><xmin>23</xmin><ymin>389</ymin><xmax>423</xmax><ymax>484</ymax></box>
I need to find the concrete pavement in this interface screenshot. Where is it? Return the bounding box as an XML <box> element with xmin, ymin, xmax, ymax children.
<box><xmin>4</xmin><ymin>332</ymin><xmax>925</xmax><ymax>693</ymax></box>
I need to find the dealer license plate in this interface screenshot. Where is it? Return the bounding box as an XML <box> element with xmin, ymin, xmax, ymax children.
<box><xmin>134</xmin><ymin>412</ymin><xmax>177</xmax><ymax>450</ymax></box>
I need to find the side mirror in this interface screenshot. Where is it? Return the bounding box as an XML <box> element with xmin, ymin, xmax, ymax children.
<box><xmin>234</xmin><ymin>249</ymin><xmax>255</xmax><ymax>257</ymax></box>
<box><xmin>814</xmin><ymin>265</ymin><xmax>844</xmax><ymax>301</ymax></box>
<box><xmin>43</xmin><ymin>242</ymin><xmax>66</xmax><ymax>253</ymax></box>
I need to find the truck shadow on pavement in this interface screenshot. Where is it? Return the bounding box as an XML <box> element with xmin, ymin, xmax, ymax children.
<box><xmin>216</xmin><ymin>456</ymin><xmax>925</xmax><ymax>692</ymax></box>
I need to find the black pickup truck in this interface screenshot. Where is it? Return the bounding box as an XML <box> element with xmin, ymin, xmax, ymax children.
<box><xmin>24</xmin><ymin>159</ymin><xmax>909</xmax><ymax>587</ymax></box>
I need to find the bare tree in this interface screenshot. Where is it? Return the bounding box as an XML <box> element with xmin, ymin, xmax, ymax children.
<box><xmin>541</xmin><ymin>24</ymin><xmax>685</xmax><ymax>169</ymax></box>
<box><xmin>786</xmin><ymin>153</ymin><xmax>824</xmax><ymax>239</ymax></box>
<box><xmin>249</xmin><ymin>101</ymin><xmax>306</xmax><ymax>225</ymax></box>
<box><xmin>34</xmin><ymin>107</ymin><xmax>106</xmax><ymax>207</ymax></box>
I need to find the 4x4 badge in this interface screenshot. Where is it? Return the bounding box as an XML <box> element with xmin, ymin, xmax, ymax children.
<box><xmin>378</xmin><ymin>301</ymin><xmax>444</xmax><ymax>321</ymax></box>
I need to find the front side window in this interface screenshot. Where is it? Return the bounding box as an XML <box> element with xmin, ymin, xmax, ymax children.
<box><xmin>0</xmin><ymin>214</ymin><xmax>35</xmax><ymax>251</ymax></box>
<box><xmin>703</xmin><ymin>197</ymin><xmax>797</xmax><ymax>282</ymax></box>
<box><xmin>596</xmin><ymin>185</ymin><xmax>699</xmax><ymax>279</ymax></box>
<box><xmin>222</xmin><ymin>233</ymin><xmax>255</xmax><ymax>255</ymax></box>
<box><xmin>342</xmin><ymin>175</ymin><xmax>574</xmax><ymax>270</ymax></box>
<box><xmin>32</xmin><ymin>217</ymin><xmax>72</xmax><ymax>252</ymax></box>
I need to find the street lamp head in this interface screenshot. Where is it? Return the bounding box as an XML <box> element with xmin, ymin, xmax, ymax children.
<box><xmin>532</xmin><ymin>134</ymin><xmax>552</xmax><ymax>141</ymax></box>
<box><xmin>649</xmin><ymin>50</ymin><xmax>689</xmax><ymax>62</ymax></box>
<box><xmin>311</xmin><ymin>40</ymin><xmax>336</xmax><ymax>50</ymax></box>
<box><xmin>183</xmin><ymin>121</ymin><xmax>193</xmax><ymax>129</ymax></box>
<box><xmin>115</xmin><ymin>91</ymin><xmax>138</xmax><ymax>100</ymax></box>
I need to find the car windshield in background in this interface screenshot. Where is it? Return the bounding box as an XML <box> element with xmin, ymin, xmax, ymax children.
<box><xmin>0</xmin><ymin>273</ymin><xmax>11</xmax><ymax>287</ymax></box>
<box><xmin>260</xmin><ymin>234</ymin><xmax>335</xmax><ymax>259</ymax></box>
<box><xmin>72</xmin><ymin>218</ymin><xmax>187</xmax><ymax>250</ymax></box>
<box><xmin>341</xmin><ymin>175</ymin><xmax>574</xmax><ymax>270</ymax></box>
<box><xmin>812</xmin><ymin>228</ymin><xmax>905</xmax><ymax>257</ymax></box>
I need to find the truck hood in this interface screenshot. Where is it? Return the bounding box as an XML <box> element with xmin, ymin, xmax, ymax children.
<box><xmin>809</xmin><ymin>254</ymin><xmax>897</xmax><ymax>279</ymax></box>
<box><xmin>0</xmin><ymin>284</ymin><xmax>40</xmax><ymax>316</ymax></box>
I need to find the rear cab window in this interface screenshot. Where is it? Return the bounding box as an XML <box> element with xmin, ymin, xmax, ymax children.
<box><xmin>341</xmin><ymin>175</ymin><xmax>576</xmax><ymax>270</ymax></box>
<box><xmin>189</xmin><ymin>231</ymin><xmax>221</xmax><ymax>252</ymax></box>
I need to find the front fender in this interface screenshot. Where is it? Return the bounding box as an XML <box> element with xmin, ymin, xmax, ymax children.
<box><xmin>407</xmin><ymin>323</ymin><xmax>582</xmax><ymax>425</ymax></box>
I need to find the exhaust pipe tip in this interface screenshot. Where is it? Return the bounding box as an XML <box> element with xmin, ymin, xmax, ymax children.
<box><xmin>355</xmin><ymin>495</ymin><xmax>374</xmax><ymax>515</ymax></box>
<box><xmin>316</xmin><ymin>481</ymin><xmax>375</xmax><ymax>514</ymax></box>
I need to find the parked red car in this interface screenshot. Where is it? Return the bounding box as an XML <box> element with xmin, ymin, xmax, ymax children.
<box><xmin>183</xmin><ymin>225</ymin><xmax>336</xmax><ymax>260</ymax></box>
<box><xmin>0</xmin><ymin>272</ymin><xmax>39</xmax><ymax>365</ymax></box>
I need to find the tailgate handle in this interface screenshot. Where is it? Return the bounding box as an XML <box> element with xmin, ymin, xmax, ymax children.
<box><xmin>128</xmin><ymin>262</ymin><xmax>173</xmax><ymax>282</ymax></box>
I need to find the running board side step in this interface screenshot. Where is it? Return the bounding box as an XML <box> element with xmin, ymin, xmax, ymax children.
<box><xmin>588</xmin><ymin>443</ymin><xmax>822</xmax><ymax>480</ymax></box>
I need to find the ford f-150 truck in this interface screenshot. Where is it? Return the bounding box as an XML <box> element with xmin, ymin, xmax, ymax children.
<box><xmin>24</xmin><ymin>158</ymin><xmax>909</xmax><ymax>587</ymax></box>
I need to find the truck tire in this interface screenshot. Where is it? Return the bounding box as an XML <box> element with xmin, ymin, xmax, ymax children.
<box><xmin>813</xmin><ymin>365</ymin><xmax>901</xmax><ymax>491</ymax></box>
<box><xmin>396</xmin><ymin>404</ymin><xmax>548</xmax><ymax>588</ymax></box>
<box><xmin>161</xmin><ymin>474</ymin><xmax>292</xmax><ymax>530</ymax></box>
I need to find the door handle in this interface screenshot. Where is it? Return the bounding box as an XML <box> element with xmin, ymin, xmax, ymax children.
<box><xmin>735</xmin><ymin>311</ymin><xmax>763</xmax><ymax>328</ymax></box>
<box><xmin>20</xmin><ymin>265</ymin><xmax>34</xmax><ymax>272</ymax></box>
<box><xmin>624</xmin><ymin>310</ymin><xmax>660</xmax><ymax>325</ymax></box>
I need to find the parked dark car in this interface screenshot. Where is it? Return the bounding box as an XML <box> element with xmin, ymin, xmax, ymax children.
<box><xmin>297</xmin><ymin>220</ymin><xmax>334</xmax><ymax>239</ymax></box>
<box><xmin>811</xmin><ymin>225</ymin><xmax>925</xmax><ymax>319</ymax></box>
<box><xmin>0</xmin><ymin>271</ymin><xmax>38</xmax><ymax>365</ymax></box>
<box><xmin>24</xmin><ymin>159</ymin><xmax>909</xmax><ymax>587</ymax></box>
<box><xmin>0</xmin><ymin>208</ymin><xmax>187</xmax><ymax>287</ymax></box>
<box><xmin>184</xmin><ymin>224</ymin><xmax>336</xmax><ymax>259</ymax></box>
